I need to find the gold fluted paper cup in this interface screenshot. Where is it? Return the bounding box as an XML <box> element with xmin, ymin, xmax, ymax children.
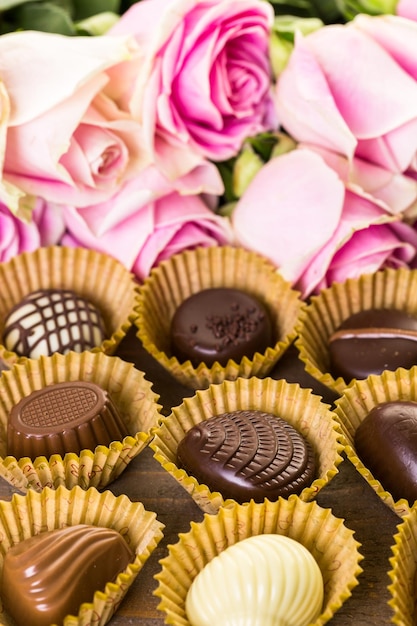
<box><xmin>0</xmin><ymin>484</ymin><xmax>164</xmax><ymax>626</ymax></box>
<box><xmin>295</xmin><ymin>268</ymin><xmax>417</xmax><ymax>396</ymax></box>
<box><xmin>0</xmin><ymin>245</ymin><xmax>138</xmax><ymax>367</ymax></box>
<box><xmin>388</xmin><ymin>504</ymin><xmax>417</xmax><ymax>625</ymax></box>
<box><xmin>334</xmin><ymin>366</ymin><xmax>417</xmax><ymax>518</ymax></box>
<box><xmin>0</xmin><ymin>350</ymin><xmax>162</xmax><ymax>493</ymax></box>
<box><xmin>154</xmin><ymin>497</ymin><xmax>363</xmax><ymax>625</ymax></box>
<box><xmin>150</xmin><ymin>376</ymin><xmax>344</xmax><ymax>514</ymax></box>
<box><xmin>135</xmin><ymin>246</ymin><xmax>304</xmax><ymax>389</ymax></box>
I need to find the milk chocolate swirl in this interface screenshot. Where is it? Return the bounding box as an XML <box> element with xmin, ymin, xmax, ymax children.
<box><xmin>1</xmin><ymin>524</ymin><xmax>134</xmax><ymax>626</ymax></box>
<box><xmin>177</xmin><ymin>410</ymin><xmax>316</xmax><ymax>503</ymax></box>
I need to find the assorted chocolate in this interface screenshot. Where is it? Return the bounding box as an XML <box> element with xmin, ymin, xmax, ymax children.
<box><xmin>354</xmin><ymin>401</ymin><xmax>417</xmax><ymax>504</ymax></box>
<box><xmin>1</xmin><ymin>523</ymin><xmax>134</xmax><ymax>626</ymax></box>
<box><xmin>2</xmin><ymin>288</ymin><xmax>107</xmax><ymax>358</ymax></box>
<box><xmin>7</xmin><ymin>380</ymin><xmax>128</xmax><ymax>459</ymax></box>
<box><xmin>185</xmin><ymin>534</ymin><xmax>324</xmax><ymax>626</ymax></box>
<box><xmin>170</xmin><ymin>288</ymin><xmax>273</xmax><ymax>367</ymax></box>
<box><xmin>176</xmin><ymin>410</ymin><xmax>316</xmax><ymax>503</ymax></box>
<box><xmin>328</xmin><ymin>308</ymin><xmax>417</xmax><ymax>382</ymax></box>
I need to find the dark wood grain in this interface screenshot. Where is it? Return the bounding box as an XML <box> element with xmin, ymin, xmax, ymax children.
<box><xmin>0</xmin><ymin>328</ymin><xmax>403</xmax><ymax>624</ymax></box>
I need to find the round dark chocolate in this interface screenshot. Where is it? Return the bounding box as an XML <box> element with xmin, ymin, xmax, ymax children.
<box><xmin>2</xmin><ymin>288</ymin><xmax>107</xmax><ymax>358</ymax></box>
<box><xmin>170</xmin><ymin>288</ymin><xmax>273</xmax><ymax>367</ymax></box>
<box><xmin>328</xmin><ymin>308</ymin><xmax>417</xmax><ymax>382</ymax></box>
<box><xmin>176</xmin><ymin>409</ymin><xmax>316</xmax><ymax>503</ymax></box>
<box><xmin>354</xmin><ymin>401</ymin><xmax>417</xmax><ymax>504</ymax></box>
<box><xmin>1</xmin><ymin>524</ymin><xmax>134</xmax><ymax>626</ymax></box>
<box><xmin>7</xmin><ymin>381</ymin><xmax>128</xmax><ymax>459</ymax></box>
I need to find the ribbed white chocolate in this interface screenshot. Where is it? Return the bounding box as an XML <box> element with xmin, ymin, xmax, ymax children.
<box><xmin>186</xmin><ymin>534</ymin><xmax>324</xmax><ymax>626</ymax></box>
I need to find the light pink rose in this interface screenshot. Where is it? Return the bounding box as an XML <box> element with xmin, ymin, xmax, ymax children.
<box><xmin>60</xmin><ymin>167</ymin><xmax>233</xmax><ymax>281</ymax></box>
<box><xmin>231</xmin><ymin>149</ymin><xmax>417</xmax><ymax>297</ymax></box>
<box><xmin>275</xmin><ymin>17</ymin><xmax>417</xmax><ymax>217</ymax></box>
<box><xmin>0</xmin><ymin>199</ymin><xmax>65</xmax><ymax>263</ymax></box>
<box><xmin>111</xmin><ymin>0</ymin><xmax>277</xmax><ymax>181</ymax></box>
<box><xmin>0</xmin><ymin>30</ymin><xmax>151</xmax><ymax>212</ymax></box>
<box><xmin>396</xmin><ymin>0</ymin><xmax>417</xmax><ymax>20</ymax></box>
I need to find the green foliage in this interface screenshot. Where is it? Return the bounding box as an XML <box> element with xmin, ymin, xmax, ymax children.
<box><xmin>0</xmin><ymin>0</ymin><xmax>122</xmax><ymax>34</ymax></box>
<box><xmin>268</xmin><ymin>0</ymin><xmax>343</xmax><ymax>23</ymax></box>
<box><xmin>334</xmin><ymin>0</ymin><xmax>397</xmax><ymax>19</ymax></box>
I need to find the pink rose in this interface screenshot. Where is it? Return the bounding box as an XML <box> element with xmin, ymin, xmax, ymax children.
<box><xmin>397</xmin><ymin>0</ymin><xmax>417</xmax><ymax>20</ymax></box>
<box><xmin>111</xmin><ymin>0</ymin><xmax>277</xmax><ymax>181</ymax></box>
<box><xmin>60</xmin><ymin>166</ymin><xmax>233</xmax><ymax>280</ymax></box>
<box><xmin>0</xmin><ymin>199</ymin><xmax>65</xmax><ymax>263</ymax></box>
<box><xmin>274</xmin><ymin>17</ymin><xmax>417</xmax><ymax>217</ymax></box>
<box><xmin>231</xmin><ymin>149</ymin><xmax>417</xmax><ymax>297</ymax></box>
<box><xmin>0</xmin><ymin>30</ymin><xmax>151</xmax><ymax>212</ymax></box>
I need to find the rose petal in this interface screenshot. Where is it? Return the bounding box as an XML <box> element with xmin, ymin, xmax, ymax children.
<box><xmin>232</xmin><ymin>149</ymin><xmax>345</xmax><ymax>284</ymax></box>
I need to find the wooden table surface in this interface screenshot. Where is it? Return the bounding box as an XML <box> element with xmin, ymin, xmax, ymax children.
<box><xmin>0</xmin><ymin>327</ymin><xmax>403</xmax><ymax>625</ymax></box>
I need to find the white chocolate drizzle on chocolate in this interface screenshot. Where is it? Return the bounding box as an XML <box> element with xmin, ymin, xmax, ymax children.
<box><xmin>2</xmin><ymin>289</ymin><xmax>106</xmax><ymax>358</ymax></box>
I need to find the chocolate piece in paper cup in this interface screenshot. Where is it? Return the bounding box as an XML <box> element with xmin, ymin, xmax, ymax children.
<box><xmin>295</xmin><ymin>268</ymin><xmax>417</xmax><ymax>396</ymax></box>
<box><xmin>135</xmin><ymin>246</ymin><xmax>304</xmax><ymax>389</ymax></box>
<box><xmin>150</xmin><ymin>376</ymin><xmax>344</xmax><ymax>514</ymax></box>
<box><xmin>388</xmin><ymin>504</ymin><xmax>417</xmax><ymax>625</ymax></box>
<box><xmin>0</xmin><ymin>484</ymin><xmax>164</xmax><ymax>626</ymax></box>
<box><xmin>154</xmin><ymin>497</ymin><xmax>363</xmax><ymax>625</ymax></box>
<box><xmin>0</xmin><ymin>350</ymin><xmax>162</xmax><ymax>492</ymax></box>
<box><xmin>334</xmin><ymin>366</ymin><xmax>417</xmax><ymax>518</ymax></box>
<box><xmin>0</xmin><ymin>245</ymin><xmax>138</xmax><ymax>366</ymax></box>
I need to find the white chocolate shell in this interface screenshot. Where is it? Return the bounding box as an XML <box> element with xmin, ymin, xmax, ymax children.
<box><xmin>186</xmin><ymin>534</ymin><xmax>324</xmax><ymax>626</ymax></box>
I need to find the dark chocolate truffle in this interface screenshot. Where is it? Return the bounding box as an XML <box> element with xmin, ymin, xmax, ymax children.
<box><xmin>328</xmin><ymin>308</ymin><xmax>417</xmax><ymax>382</ymax></box>
<box><xmin>2</xmin><ymin>288</ymin><xmax>107</xmax><ymax>358</ymax></box>
<box><xmin>176</xmin><ymin>410</ymin><xmax>316</xmax><ymax>503</ymax></box>
<box><xmin>7</xmin><ymin>381</ymin><xmax>128</xmax><ymax>459</ymax></box>
<box><xmin>354</xmin><ymin>401</ymin><xmax>417</xmax><ymax>504</ymax></box>
<box><xmin>1</xmin><ymin>524</ymin><xmax>134</xmax><ymax>626</ymax></box>
<box><xmin>170</xmin><ymin>288</ymin><xmax>273</xmax><ymax>367</ymax></box>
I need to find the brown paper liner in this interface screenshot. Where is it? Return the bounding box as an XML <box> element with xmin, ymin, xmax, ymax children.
<box><xmin>0</xmin><ymin>484</ymin><xmax>164</xmax><ymax>626</ymax></box>
<box><xmin>0</xmin><ymin>351</ymin><xmax>162</xmax><ymax>492</ymax></box>
<box><xmin>135</xmin><ymin>246</ymin><xmax>304</xmax><ymax>389</ymax></box>
<box><xmin>388</xmin><ymin>505</ymin><xmax>417</xmax><ymax>625</ymax></box>
<box><xmin>0</xmin><ymin>246</ymin><xmax>139</xmax><ymax>367</ymax></box>
<box><xmin>333</xmin><ymin>366</ymin><xmax>417</xmax><ymax>518</ymax></box>
<box><xmin>295</xmin><ymin>267</ymin><xmax>417</xmax><ymax>396</ymax></box>
<box><xmin>150</xmin><ymin>376</ymin><xmax>345</xmax><ymax>514</ymax></box>
<box><xmin>154</xmin><ymin>497</ymin><xmax>363</xmax><ymax>625</ymax></box>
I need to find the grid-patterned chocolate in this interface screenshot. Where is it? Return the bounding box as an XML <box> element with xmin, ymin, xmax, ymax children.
<box><xmin>2</xmin><ymin>289</ymin><xmax>106</xmax><ymax>358</ymax></box>
<box><xmin>20</xmin><ymin>386</ymin><xmax>99</xmax><ymax>428</ymax></box>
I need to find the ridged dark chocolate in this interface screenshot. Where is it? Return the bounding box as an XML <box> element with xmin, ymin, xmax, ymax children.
<box><xmin>177</xmin><ymin>410</ymin><xmax>316</xmax><ymax>503</ymax></box>
<box><xmin>2</xmin><ymin>288</ymin><xmax>107</xmax><ymax>358</ymax></box>
<box><xmin>7</xmin><ymin>381</ymin><xmax>128</xmax><ymax>459</ymax></box>
<box><xmin>1</xmin><ymin>524</ymin><xmax>134</xmax><ymax>626</ymax></box>
<box><xmin>170</xmin><ymin>288</ymin><xmax>273</xmax><ymax>367</ymax></box>
<box><xmin>328</xmin><ymin>308</ymin><xmax>417</xmax><ymax>382</ymax></box>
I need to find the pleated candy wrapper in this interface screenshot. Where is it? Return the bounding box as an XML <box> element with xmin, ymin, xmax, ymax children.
<box><xmin>0</xmin><ymin>350</ymin><xmax>162</xmax><ymax>492</ymax></box>
<box><xmin>388</xmin><ymin>503</ymin><xmax>417</xmax><ymax>625</ymax></box>
<box><xmin>0</xmin><ymin>245</ymin><xmax>138</xmax><ymax>367</ymax></box>
<box><xmin>150</xmin><ymin>376</ymin><xmax>345</xmax><ymax>514</ymax></box>
<box><xmin>295</xmin><ymin>267</ymin><xmax>417</xmax><ymax>395</ymax></box>
<box><xmin>0</xmin><ymin>484</ymin><xmax>164</xmax><ymax>626</ymax></box>
<box><xmin>135</xmin><ymin>245</ymin><xmax>304</xmax><ymax>389</ymax></box>
<box><xmin>154</xmin><ymin>497</ymin><xmax>363</xmax><ymax>625</ymax></box>
<box><xmin>334</xmin><ymin>365</ymin><xmax>417</xmax><ymax>518</ymax></box>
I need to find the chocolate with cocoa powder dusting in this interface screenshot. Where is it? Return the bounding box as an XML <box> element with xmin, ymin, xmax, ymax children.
<box><xmin>170</xmin><ymin>287</ymin><xmax>273</xmax><ymax>367</ymax></box>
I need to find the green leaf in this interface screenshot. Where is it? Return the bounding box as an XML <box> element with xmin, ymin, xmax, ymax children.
<box><xmin>334</xmin><ymin>0</ymin><xmax>397</xmax><ymax>19</ymax></box>
<box><xmin>72</xmin><ymin>0</ymin><xmax>120</xmax><ymax>20</ymax></box>
<box><xmin>75</xmin><ymin>11</ymin><xmax>119</xmax><ymax>35</ymax></box>
<box><xmin>0</xmin><ymin>0</ymin><xmax>36</xmax><ymax>9</ymax></box>
<box><xmin>268</xmin><ymin>0</ymin><xmax>343</xmax><ymax>23</ymax></box>
<box><xmin>12</xmin><ymin>2</ymin><xmax>75</xmax><ymax>34</ymax></box>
